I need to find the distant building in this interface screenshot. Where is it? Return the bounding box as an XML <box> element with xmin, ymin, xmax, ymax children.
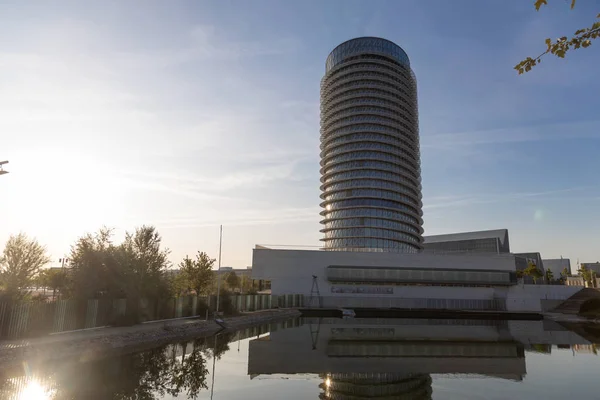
<box><xmin>565</xmin><ymin>276</ymin><xmax>585</xmax><ymax>287</ymax></box>
<box><xmin>514</xmin><ymin>253</ymin><xmax>545</xmax><ymax>284</ymax></box>
<box><xmin>543</xmin><ymin>258</ymin><xmax>571</xmax><ymax>278</ymax></box>
<box><xmin>422</xmin><ymin>229</ymin><xmax>510</xmax><ymax>255</ymax></box>
<box><xmin>581</xmin><ymin>262</ymin><xmax>600</xmax><ymax>275</ymax></box>
<box><xmin>216</xmin><ymin>267</ymin><xmax>252</xmax><ymax>279</ymax></box>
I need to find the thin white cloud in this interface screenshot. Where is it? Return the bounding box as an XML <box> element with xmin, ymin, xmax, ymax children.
<box><xmin>134</xmin><ymin>207</ymin><xmax>320</xmax><ymax>229</ymax></box>
<box><xmin>424</xmin><ymin>185</ymin><xmax>597</xmax><ymax>210</ymax></box>
<box><xmin>422</xmin><ymin>119</ymin><xmax>600</xmax><ymax>149</ymax></box>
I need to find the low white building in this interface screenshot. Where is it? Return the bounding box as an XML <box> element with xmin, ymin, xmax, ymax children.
<box><xmin>251</xmin><ymin>246</ymin><xmax>581</xmax><ymax>312</ymax></box>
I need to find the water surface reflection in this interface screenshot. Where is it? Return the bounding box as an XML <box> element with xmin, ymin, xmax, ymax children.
<box><xmin>2</xmin><ymin>318</ymin><xmax>600</xmax><ymax>399</ymax></box>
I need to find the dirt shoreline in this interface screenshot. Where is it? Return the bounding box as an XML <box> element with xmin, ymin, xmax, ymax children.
<box><xmin>0</xmin><ymin>309</ymin><xmax>301</xmax><ymax>368</ymax></box>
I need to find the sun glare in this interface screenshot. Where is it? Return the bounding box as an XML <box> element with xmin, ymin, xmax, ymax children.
<box><xmin>18</xmin><ymin>379</ymin><xmax>54</xmax><ymax>400</ymax></box>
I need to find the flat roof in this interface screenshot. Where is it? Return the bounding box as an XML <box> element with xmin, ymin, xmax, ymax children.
<box><xmin>423</xmin><ymin>229</ymin><xmax>508</xmax><ymax>247</ymax></box>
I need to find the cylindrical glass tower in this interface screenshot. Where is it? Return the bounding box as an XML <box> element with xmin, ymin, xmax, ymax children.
<box><xmin>320</xmin><ymin>37</ymin><xmax>424</xmax><ymax>252</ymax></box>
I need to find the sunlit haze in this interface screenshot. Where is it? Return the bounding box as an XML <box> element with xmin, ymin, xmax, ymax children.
<box><xmin>2</xmin><ymin>0</ymin><xmax>600</xmax><ymax>268</ymax></box>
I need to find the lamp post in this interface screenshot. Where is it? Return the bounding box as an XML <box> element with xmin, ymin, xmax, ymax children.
<box><xmin>215</xmin><ymin>225</ymin><xmax>223</xmax><ymax>317</ymax></box>
<box><xmin>0</xmin><ymin>160</ymin><xmax>8</xmax><ymax>176</ymax></box>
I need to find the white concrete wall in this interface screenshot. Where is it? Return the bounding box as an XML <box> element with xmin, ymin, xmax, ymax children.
<box><xmin>251</xmin><ymin>248</ymin><xmax>582</xmax><ymax>312</ymax></box>
<box><xmin>505</xmin><ymin>285</ymin><xmax>582</xmax><ymax>312</ymax></box>
<box><xmin>253</xmin><ymin>248</ymin><xmax>516</xmax><ymax>295</ymax></box>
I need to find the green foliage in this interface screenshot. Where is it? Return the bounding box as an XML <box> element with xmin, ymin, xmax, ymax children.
<box><xmin>578</xmin><ymin>265</ymin><xmax>596</xmax><ymax>287</ymax></box>
<box><xmin>175</xmin><ymin>252</ymin><xmax>215</xmax><ymax>296</ymax></box>
<box><xmin>516</xmin><ymin>269</ymin><xmax>525</xmax><ymax>279</ymax></box>
<box><xmin>121</xmin><ymin>225</ymin><xmax>172</xmax><ymax>299</ymax></box>
<box><xmin>0</xmin><ymin>233</ymin><xmax>51</xmax><ymax>299</ymax></box>
<box><xmin>216</xmin><ymin>288</ymin><xmax>236</xmax><ymax>316</ymax></box>
<box><xmin>524</xmin><ymin>261</ymin><xmax>543</xmax><ymax>284</ymax></box>
<box><xmin>240</xmin><ymin>275</ymin><xmax>255</xmax><ymax>294</ymax></box>
<box><xmin>545</xmin><ymin>269</ymin><xmax>554</xmax><ymax>283</ymax></box>
<box><xmin>561</xmin><ymin>267</ymin><xmax>570</xmax><ymax>277</ymax></box>
<box><xmin>516</xmin><ymin>1</ymin><xmax>600</xmax><ymax>74</ymax></box>
<box><xmin>38</xmin><ymin>268</ymin><xmax>70</xmax><ymax>299</ymax></box>
<box><xmin>225</xmin><ymin>271</ymin><xmax>240</xmax><ymax>291</ymax></box>
<box><xmin>68</xmin><ymin>225</ymin><xmax>171</xmax><ymax>302</ymax></box>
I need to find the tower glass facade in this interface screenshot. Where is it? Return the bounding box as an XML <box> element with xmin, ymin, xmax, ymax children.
<box><xmin>320</xmin><ymin>37</ymin><xmax>424</xmax><ymax>252</ymax></box>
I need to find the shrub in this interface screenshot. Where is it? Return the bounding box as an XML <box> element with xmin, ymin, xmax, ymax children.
<box><xmin>216</xmin><ymin>289</ymin><xmax>236</xmax><ymax>316</ymax></box>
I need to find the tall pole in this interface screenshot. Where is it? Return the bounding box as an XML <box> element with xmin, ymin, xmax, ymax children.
<box><xmin>215</xmin><ymin>225</ymin><xmax>223</xmax><ymax>316</ymax></box>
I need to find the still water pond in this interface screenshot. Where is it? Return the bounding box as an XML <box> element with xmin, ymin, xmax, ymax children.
<box><xmin>4</xmin><ymin>318</ymin><xmax>600</xmax><ymax>399</ymax></box>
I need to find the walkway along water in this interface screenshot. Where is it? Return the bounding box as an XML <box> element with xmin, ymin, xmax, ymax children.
<box><xmin>0</xmin><ymin>309</ymin><xmax>301</xmax><ymax>368</ymax></box>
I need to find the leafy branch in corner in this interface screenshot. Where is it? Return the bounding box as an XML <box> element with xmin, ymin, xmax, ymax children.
<box><xmin>515</xmin><ymin>0</ymin><xmax>600</xmax><ymax>74</ymax></box>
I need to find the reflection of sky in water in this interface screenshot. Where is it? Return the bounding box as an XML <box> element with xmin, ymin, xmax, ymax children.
<box><xmin>5</xmin><ymin>322</ymin><xmax>600</xmax><ymax>400</ymax></box>
<box><xmin>434</xmin><ymin>348</ymin><xmax>600</xmax><ymax>400</ymax></box>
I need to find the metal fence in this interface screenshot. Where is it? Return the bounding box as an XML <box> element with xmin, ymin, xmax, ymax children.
<box><xmin>0</xmin><ymin>293</ymin><xmax>304</xmax><ymax>340</ymax></box>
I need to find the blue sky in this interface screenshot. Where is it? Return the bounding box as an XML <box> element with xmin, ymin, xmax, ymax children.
<box><xmin>1</xmin><ymin>0</ymin><xmax>599</xmax><ymax>268</ymax></box>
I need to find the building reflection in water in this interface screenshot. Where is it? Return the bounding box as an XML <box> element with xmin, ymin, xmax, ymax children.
<box><xmin>248</xmin><ymin>318</ymin><xmax>592</xmax><ymax>398</ymax></box>
<box><xmin>319</xmin><ymin>372</ymin><xmax>432</xmax><ymax>399</ymax></box>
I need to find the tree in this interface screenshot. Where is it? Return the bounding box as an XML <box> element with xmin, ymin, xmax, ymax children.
<box><xmin>561</xmin><ymin>267</ymin><xmax>570</xmax><ymax>277</ymax></box>
<box><xmin>515</xmin><ymin>1</ymin><xmax>600</xmax><ymax>74</ymax></box>
<box><xmin>225</xmin><ymin>271</ymin><xmax>240</xmax><ymax>291</ymax></box>
<box><xmin>240</xmin><ymin>275</ymin><xmax>255</xmax><ymax>294</ymax></box>
<box><xmin>68</xmin><ymin>225</ymin><xmax>172</xmax><ymax>303</ymax></box>
<box><xmin>46</xmin><ymin>268</ymin><xmax>69</xmax><ymax>300</ymax></box>
<box><xmin>545</xmin><ymin>269</ymin><xmax>554</xmax><ymax>283</ymax></box>
<box><xmin>120</xmin><ymin>225</ymin><xmax>172</xmax><ymax>300</ymax></box>
<box><xmin>0</xmin><ymin>233</ymin><xmax>51</xmax><ymax>299</ymax></box>
<box><xmin>578</xmin><ymin>265</ymin><xmax>593</xmax><ymax>287</ymax></box>
<box><xmin>524</xmin><ymin>261</ymin><xmax>544</xmax><ymax>284</ymax></box>
<box><xmin>176</xmin><ymin>252</ymin><xmax>215</xmax><ymax>296</ymax></box>
<box><xmin>68</xmin><ymin>227</ymin><xmax>125</xmax><ymax>300</ymax></box>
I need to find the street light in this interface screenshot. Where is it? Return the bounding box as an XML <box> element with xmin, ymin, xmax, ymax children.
<box><xmin>0</xmin><ymin>160</ymin><xmax>8</xmax><ymax>176</ymax></box>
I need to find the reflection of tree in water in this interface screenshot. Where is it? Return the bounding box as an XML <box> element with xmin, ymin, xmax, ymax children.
<box><xmin>204</xmin><ymin>332</ymin><xmax>235</xmax><ymax>360</ymax></box>
<box><xmin>319</xmin><ymin>373</ymin><xmax>432</xmax><ymax>400</ymax></box>
<box><xmin>1</xmin><ymin>334</ymin><xmax>232</xmax><ymax>400</ymax></box>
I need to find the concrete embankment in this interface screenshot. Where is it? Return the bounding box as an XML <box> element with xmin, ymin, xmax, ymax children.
<box><xmin>0</xmin><ymin>309</ymin><xmax>301</xmax><ymax>368</ymax></box>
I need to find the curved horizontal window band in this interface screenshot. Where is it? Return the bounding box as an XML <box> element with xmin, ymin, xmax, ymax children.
<box><xmin>323</xmin><ymin>61</ymin><xmax>414</xmax><ymax>90</ymax></box>
<box><xmin>321</xmin><ymin>207</ymin><xmax>423</xmax><ymax>228</ymax></box>
<box><xmin>321</xmin><ymin>123</ymin><xmax>420</xmax><ymax>152</ymax></box>
<box><xmin>322</xmin><ymin>237</ymin><xmax>421</xmax><ymax>253</ymax></box>
<box><xmin>321</xmin><ymin>57</ymin><xmax>416</xmax><ymax>84</ymax></box>
<box><xmin>323</xmin><ymin>199</ymin><xmax>421</xmax><ymax>221</ymax></box>
<box><xmin>323</xmin><ymin>227</ymin><xmax>420</xmax><ymax>244</ymax></box>
<box><xmin>323</xmin><ymin>71</ymin><xmax>414</xmax><ymax>99</ymax></box>
<box><xmin>321</xmin><ymin>141</ymin><xmax>418</xmax><ymax>164</ymax></box>
<box><xmin>322</xmin><ymin>105</ymin><xmax>416</xmax><ymax>130</ymax></box>
<box><xmin>321</xmin><ymin>190</ymin><xmax>421</xmax><ymax>214</ymax></box>
<box><xmin>322</xmin><ymin>98</ymin><xmax>417</xmax><ymax>127</ymax></box>
<box><xmin>321</xmin><ymin>180</ymin><xmax>421</xmax><ymax>202</ymax></box>
<box><xmin>324</xmin><ymin>57</ymin><xmax>414</xmax><ymax>84</ymax></box>
<box><xmin>321</xmin><ymin>134</ymin><xmax>421</xmax><ymax>162</ymax></box>
<box><xmin>322</xmin><ymin>89</ymin><xmax>417</xmax><ymax>118</ymax></box>
<box><xmin>321</xmin><ymin>217</ymin><xmax>420</xmax><ymax>235</ymax></box>
<box><xmin>322</xmin><ymin>80</ymin><xmax>415</xmax><ymax>109</ymax></box>
<box><xmin>321</xmin><ymin>166</ymin><xmax>422</xmax><ymax>193</ymax></box>
<box><xmin>321</xmin><ymin>153</ymin><xmax>420</xmax><ymax>179</ymax></box>
<box><xmin>321</xmin><ymin>116</ymin><xmax>418</xmax><ymax>144</ymax></box>
<box><xmin>322</xmin><ymin>75</ymin><xmax>415</xmax><ymax>104</ymax></box>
